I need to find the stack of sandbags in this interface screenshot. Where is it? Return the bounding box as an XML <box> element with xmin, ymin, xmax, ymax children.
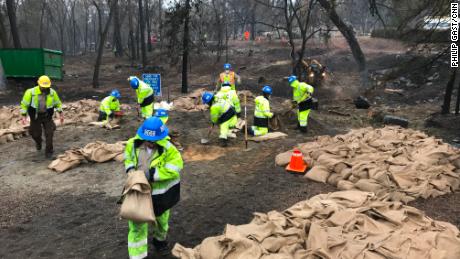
<box><xmin>0</xmin><ymin>106</ymin><xmax>28</xmax><ymax>144</ymax></box>
<box><xmin>48</xmin><ymin>141</ymin><xmax>125</xmax><ymax>173</ymax></box>
<box><xmin>173</xmin><ymin>191</ymin><xmax>460</xmax><ymax>259</ymax></box>
<box><xmin>276</xmin><ymin>126</ymin><xmax>460</xmax><ymax>202</ymax></box>
<box><xmin>173</xmin><ymin>88</ymin><xmax>208</xmax><ymax>112</ymax></box>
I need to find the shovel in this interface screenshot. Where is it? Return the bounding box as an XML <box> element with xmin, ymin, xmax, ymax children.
<box><xmin>200</xmin><ymin>125</ymin><xmax>214</xmax><ymax>145</ymax></box>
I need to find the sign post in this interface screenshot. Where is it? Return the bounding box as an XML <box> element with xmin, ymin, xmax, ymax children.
<box><xmin>142</xmin><ymin>74</ymin><xmax>162</xmax><ymax>97</ymax></box>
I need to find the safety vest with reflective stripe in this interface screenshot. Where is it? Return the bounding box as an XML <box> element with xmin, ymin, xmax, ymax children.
<box><xmin>124</xmin><ymin>136</ymin><xmax>183</xmax><ymax>195</ymax></box>
<box><xmin>254</xmin><ymin>96</ymin><xmax>273</xmax><ymax>119</ymax></box>
<box><xmin>219</xmin><ymin>72</ymin><xmax>236</xmax><ymax>88</ymax></box>
<box><xmin>99</xmin><ymin>96</ymin><xmax>120</xmax><ymax>115</ymax></box>
<box><xmin>210</xmin><ymin>98</ymin><xmax>233</xmax><ymax>124</ymax></box>
<box><xmin>20</xmin><ymin>86</ymin><xmax>62</xmax><ymax>116</ymax></box>
<box><xmin>215</xmin><ymin>86</ymin><xmax>241</xmax><ymax>113</ymax></box>
<box><xmin>136</xmin><ymin>80</ymin><xmax>154</xmax><ymax>104</ymax></box>
<box><xmin>290</xmin><ymin>80</ymin><xmax>314</xmax><ymax>103</ymax></box>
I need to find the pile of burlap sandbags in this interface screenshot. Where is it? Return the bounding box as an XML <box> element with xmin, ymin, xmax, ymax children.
<box><xmin>173</xmin><ymin>190</ymin><xmax>460</xmax><ymax>259</ymax></box>
<box><xmin>173</xmin><ymin>88</ymin><xmax>208</xmax><ymax>111</ymax></box>
<box><xmin>276</xmin><ymin>126</ymin><xmax>460</xmax><ymax>203</ymax></box>
<box><xmin>48</xmin><ymin>141</ymin><xmax>125</xmax><ymax>173</ymax></box>
<box><xmin>0</xmin><ymin>106</ymin><xmax>28</xmax><ymax>144</ymax></box>
<box><xmin>173</xmin><ymin>88</ymin><xmax>254</xmax><ymax>112</ymax></box>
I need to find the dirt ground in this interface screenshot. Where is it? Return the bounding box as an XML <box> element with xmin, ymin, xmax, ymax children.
<box><xmin>0</xmin><ymin>36</ymin><xmax>459</xmax><ymax>258</ymax></box>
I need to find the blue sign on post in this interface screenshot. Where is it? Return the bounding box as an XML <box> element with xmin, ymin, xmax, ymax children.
<box><xmin>142</xmin><ymin>74</ymin><xmax>161</xmax><ymax>96</ymax></box>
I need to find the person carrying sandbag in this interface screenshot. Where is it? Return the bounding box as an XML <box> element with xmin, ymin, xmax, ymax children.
<box><xmin>124</xmin><ymin>117</ymin><xmax>184</xmax><ymax>257</ymax></box>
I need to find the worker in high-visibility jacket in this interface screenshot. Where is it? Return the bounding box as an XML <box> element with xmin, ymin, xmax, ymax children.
<box><xmin>288</xmin><ymin>75</ymin><xmax>314</xmax><ymax>133</ymax></box>
<box><xmin>98</xmin><ymin>90</ymin><xmax>121</xmax><ymax>122</ymax></box>
<box><xmin>202</xmin><ymin>92</ymin><xmax>237</xmax><ymax>147</ymax></box>
<box><xmin>215</xmin><ymin>81</ymin><xmax>241</xmax><ymax>117</ymax></box>
<box><xmin>128</xmin><ymin>76</ymin><xmax>154</xmax><ymax>119</ymax></box>
<box><xmin>20</xmin><ymin>75</ymin><xmax>63</xmax><ymax>158</ymax></box>
<box><xmin>124</xmin><ymin>117</ymin><xmax>183</xmax><ymax>258</ymax></box>
<box><xmin>248</xmin><ymin>85</ymin><xmax>273</xmax><ymax>136</ymax></box>
<box><xmin>216</xmin><ymin>63</ymin><xmax>241</xmax><ymax>91</ymax></box>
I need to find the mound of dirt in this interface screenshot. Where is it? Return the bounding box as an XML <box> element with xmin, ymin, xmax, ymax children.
<box><xmin>276</xmin><ymin>126</ymin><xmax>460</xmax><ymax>203</ymax></box>
<box><xmin>173</xmin><ymin>190</ymin><xmax>460</xmax><ymax>259</ymax></box>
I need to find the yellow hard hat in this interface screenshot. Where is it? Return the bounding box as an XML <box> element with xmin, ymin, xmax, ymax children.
<box><xmin>38</xmin><ymin>75</ymin><xmax>51</xmax><ymax>88</ymax></box>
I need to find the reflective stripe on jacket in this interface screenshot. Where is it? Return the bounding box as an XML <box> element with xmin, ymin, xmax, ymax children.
<box><xmin>215</xmin><ymin>86</ymin><xmax>241</xmax><ymax>113</ymax></box>
<box><xmin>290</xmin><ymin>80</ymin><xmax>314</xmax><ymax>103</ymax></box>
<box><xmin>254</xmin><ymin>96</ymin><xmax>273</xmax><ymax>119</ymax></box>
<box><xmin>20</xmin><ymin>86</ymin><xmax>62</xmax><ymax>117</ymax></box>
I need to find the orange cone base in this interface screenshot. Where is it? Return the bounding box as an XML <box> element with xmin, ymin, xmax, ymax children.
<box><xmin>286</xmin><ymin>163</ymin><xmax>307</xmax><ymax>174</ymax></box>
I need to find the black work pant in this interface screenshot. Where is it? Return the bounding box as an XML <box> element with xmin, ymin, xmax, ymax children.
<box><xmin>29</xmin><ymin>114</ymin><xmax>56</xmax><ymax>153</ymax></box>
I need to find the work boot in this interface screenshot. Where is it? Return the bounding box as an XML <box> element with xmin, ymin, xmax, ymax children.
<box><xmin>219</xmin><ymin>138</ymin><xmax>228</xmax><ymax>147</ymax></box>
<box><xmin>152</xmin><ymin>239</ymin><xmax>170</xmax><ymax>256</ymax></box>
<box><xmin>35</xmin><ymin>142</ymin><xmax>42</xmax><ymax>151</ymax></box>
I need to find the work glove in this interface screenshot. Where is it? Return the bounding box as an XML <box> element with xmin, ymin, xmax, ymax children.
<box><xmin>291</xmin><ymin>101</ymin><xmax>297</xmax><ymax>109</ymax></box>
<box><xmin>237</xmin><ymin>112</ymin><xmax>241</xmax><ymax>118</ymax></box>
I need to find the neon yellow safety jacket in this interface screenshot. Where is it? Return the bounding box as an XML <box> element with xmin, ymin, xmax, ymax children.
<box><xmin>136</xmin><ymin>80</ymin><xmax>154</xmax><ymax>105</ymax></box>
<box><xmin>210</xmin><ymin>98</ymin><xmax>235</xmax><ymax>125</ymax></box>
<box><xmin>254</xmin><ymin>96</ymin><xmax>273</xmax><ymax>119</ymax></box>
<box><xmin>124</xmin><ymin>135</ymin><xmax>183</xmax><ymax>214</ymax></box>
<box><xmin>99</xmin><ymin>96</ymin><xmax>120</xmax><ymax>117</ymax></box>
<box><xmin>215</xmin><ymin>86</ymin><xmax>241</xmax><ymax>114</ymax></box>
<box><xmin>20</xmin><ymin>86</ymin><xmax>62</xmax><ymax>118</ymax></box>
<box><xmin>290</xmin><ymin>80</ymin><xmax>314</xmax><ymax>103</ymax></box>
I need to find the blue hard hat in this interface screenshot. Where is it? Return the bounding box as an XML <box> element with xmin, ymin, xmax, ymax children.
<box><xmin>223</xmin><ymin>63</ymin><xmax>231</xmax><ymax>70</ymax></box>
<box><xmin>155</xmin><ymin>109</ymin><xmax>168</xmax><ymax>117</ymax></box>
<box><xmin>110</xmin><ymin>89</ymin><xmax>121</xmax><ymax>99</ymax></box>
<box><xmin>202</xmin><ymin>92</ymin><xmax>214</xmax><ymax>105</ymax></box>
<box><xmin>262</xmin><ymin>85</ymin><xmax>272</xmax><ymax>95</ymax></box>
<box><xmin>288</xmin><ymin>75</ymin><xmax>297</xmax><ymax>84</ymax></box>
<box><xmin>137</xmin><ymin>117</ymin><xmax>169</xmax><ymax>142</ymax></box>
<box><xmin>130</xmin><ymin>77</ymin><xmax>139</xmax><ymax>89</ymax></box>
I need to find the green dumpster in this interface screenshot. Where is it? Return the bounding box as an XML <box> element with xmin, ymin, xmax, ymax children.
<box><xmin>0</xmin><ymin>48</ymin><xmax>63</xmax><ymax>80</ymax></box>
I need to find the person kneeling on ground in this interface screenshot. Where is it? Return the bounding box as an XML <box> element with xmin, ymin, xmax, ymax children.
<box><xmin>202</xmin><ymin>92</ymin><xmax>237</xmax><ymax>147</ymax></box>
<box><xmin>248</xmin><ymin>85</ymin><xmax>273</xmax><ymax>136</ymax></box>
<box><xmin>98</xmin><ymin>89</ymin><xmax>122</xmax><ymax>122</ymax></box>
<box><xmin>20</xmin><ymin>75</ymin><xmax>64</xmax><ymax>158</ymax></box>
<box><xmin>124</xmin><ymin>117</ymin><xmax>183</xmax><ymax>258</ymax></box>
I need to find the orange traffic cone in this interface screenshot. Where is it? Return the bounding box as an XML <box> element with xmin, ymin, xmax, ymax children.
<box><xmin>286</xmin><ymin>149</ymin><xmax>308</xmax><ymax>173</ymax></box>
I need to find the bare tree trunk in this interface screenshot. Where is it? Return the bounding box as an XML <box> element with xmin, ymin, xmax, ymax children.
<box><xmin>146</xmin><ymin>0</ymin><xmax>152</xmax><ymax>52</ymax></box>
<box><xmin>138</xmin><ymin>0</ymin><xmax>147</xmax><ymax>67</ymax></box>
<box><xmin>250</xmin><ymin>1</ymin><xmax>256</xmax><ymax>41</ymax></box>
<box><xmin>158</xmin><ymin>0</ymin><xmax>163</xmax><ymax>50</ymax></box>
<box><xmin>84</xmin><ymin>7</ymin><xmax>89</xmax><ymax>53</ymax></box>
<box><xmin>93</xmin><ymin>0</ymin><xmax>117</xmax><ymax>88</ymax></box>
<box><xmin>39</xmin><ymin>0</ymin><xmax>47</xmax><ymax>48</ymax></box>
<box><xmin>0</xmin><ymin>8</ymin><xmax>10</xmax><ymax>47</ymax></box>
<box><xmin>317</xmin><ymin>0</ymin><xmax>367</xmax><ymax>83</ymax></box>
<box><xmin>441</xmin><ymin>69</ymin><xmax>457</xmax><ymax>114</ymax></box>
<box><xmin>128</xmin><ymin>0</ymin><xmax>136</xmax><ymax>63</ymax></box>
<box><xmin>71</xmin><ymin>1</ymin><xmax>77</xmax><ymax>55</ymax></box>
<box><xmin>181</xmin><ymin>0</ymin><xmax>191</xmax><ymax>93</ymax></box>
<box><xmin>6</xmin><ymin>0</ymin><xmax>21</xmax><ymax>48</ymax></box>
<box><xmin>113</xmin><ymin>0</ymin><xmax>123</xmax><ymax>57</ymax></box>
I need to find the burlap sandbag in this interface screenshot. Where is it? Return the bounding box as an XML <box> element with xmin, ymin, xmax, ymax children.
<box><xmin>48</xmin><ymin>149</ymin><xmax>85</xmax><ymax>173</ymax></box>
<box><xmin>249</xmin><ymin>132</ymin><xmax>287</xmax><ymax>142</ymax></box>
<box><xmin>337</xmin><ymin>180</ymin><xmax>355</xmax><ymax>190</ymax></box>
<box><xmin>120</xmin><ymin>171</ymin><xmax>156</xmax><ymax>223</ymax></box>
<box><xmin>305</xmin><ymin>165</ymin><xmax>330</xmax><ymax>183</ymax></box>
<box><xmin>275</xmin><ymin>151</ymin><xmax>292</xmax><ymax>166</ymax></box>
